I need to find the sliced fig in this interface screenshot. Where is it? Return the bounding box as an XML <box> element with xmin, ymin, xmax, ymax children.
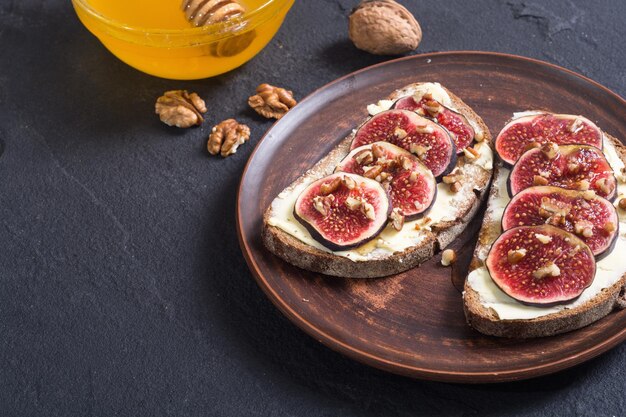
<box><xmin>350</xmin><ymin>109</ymin><xmax>456</xmax><ymax>179</ymax></box>
<box><xmin>294</xmin><ymin>173</ymin><xmax>391</xmax><ymax>250</ymax></box>
<box><xmin>393</xmin><ymin>95</ymin><xmax>475</xmax><ymax>152</ymax></box>
<box><xmin>508</xmin><ymin>144</ymin><xmax>617</xmax><ymax>200</ymax></box>
<box><xmin>335</xmin><ymin>142</ymin><xmax>437</xmax><ymax>220</ymax></box>
<box><xmin>392</xmin><ymin>96</ymin><xmax>421</xmax><ymax>112</ymax></box>
<box><xmin>495</xmin><ymin>113</ymin><xmax>603</xmax><ymax>165</ymax></box>
<box><xmin>486</xmin><ymin>225</ymin><xmax>596</xmax><ymax>306</ymax></box>
<box><xmin>502</xmin><ymin>186</ymin><xmax>619</xmax><ymax>258</ymax></box>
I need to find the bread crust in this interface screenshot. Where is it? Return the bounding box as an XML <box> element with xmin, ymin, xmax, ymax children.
<box><xmin>262</xmin><ymin>83</ymin><xmax>493</xmax><ymax>278</ymax></box>
<box><xmin>463</xmin><ymin>131</ymin><xmax>626</xmax><ymax>337</ymax></box>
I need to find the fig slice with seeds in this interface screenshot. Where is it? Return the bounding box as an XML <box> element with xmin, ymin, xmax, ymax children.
<box><xmin>502</xmin><ymin>186</ymin><xmax>619</xmax><ymax>258</ymax></box>
<box><xmin>486</xmin><ymin>225</ymin><xmax>596</xmax><ymax>306</ymax></box>
<box><xmin>336</xmin><ymin>142</ymin><xmax>437</xmax><ymax>220</ymax></box>
<box><xmin>508</xmin><ymin>144</ymin><xmax>617</xmax><ymax>200</ymax></box>
<box><xmin>495</xmin><ymin>113</ymin><xmax>603</xmax><ymax>165</ymax></box>
<box><xmin>294</xmin><ymin>173</ymin><xmax>391</xmax><ymax>251</ymax></box>
<box><xmin>393</xmin><ymin>96</ymin><xmax>475</xmax><ymax>152</ymax></box>
<box><xmin>350</xmin><ymin>109</ymin><xmax>456</xmax><ymax>179</ymax></box>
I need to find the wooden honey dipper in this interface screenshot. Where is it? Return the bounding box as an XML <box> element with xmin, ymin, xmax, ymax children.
<box><xmin>181</xmin><ymin>0</ymin><xmax>255</xmax><ymax>57</ymax></box>
<box><xmin>182</xmin><ymin>0</ymin><xmax>246</xmax><ymax>27</ymax></box>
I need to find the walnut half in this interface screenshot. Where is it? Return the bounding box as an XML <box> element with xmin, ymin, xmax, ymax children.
<box><xmin>248</xmin><ymin>83</ymin><xmax>296</xmax><ymax>120</ymax></box>
<box><xmin>207</xmin><ymin>119</ymin><xmax>251</xmax><ymax>157</ymax></box>
<box><xmin>155</xmin><ymin>90</ymin><xmax>207</xmax><ymax>128</ymax></box>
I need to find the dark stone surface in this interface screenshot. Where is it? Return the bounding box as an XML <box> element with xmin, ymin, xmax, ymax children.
<box><xmin>0</xmin><ymin>0</ymin><xmax>624</xmax><ymax>415</ymax></box>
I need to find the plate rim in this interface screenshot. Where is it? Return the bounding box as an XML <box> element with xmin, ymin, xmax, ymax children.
<box><xmin>236</xmin><ymin>51</ymin><xmax>626</xmax><ymax>383</ymax></box>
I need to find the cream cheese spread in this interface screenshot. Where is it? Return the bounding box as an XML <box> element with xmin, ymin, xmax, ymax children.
<box><xmin>267</xmin><ymin>83</ymin><xmax>493</xmax><ymax>262</ymax></box>
<box><xmin>467</xmin><ymin>135</ymin><xmax>626</xmax><ymax>320</ymax></box>
<box><xmin>266</xmin><ymin>154</ymin><xmax>491</xmax><ymax>262</ymax></box>
<box><xmin>366</xmin><ymin>100</ymin><xmax>394</xmax><ymax>116</ymax></box>
<box><xmin>367</xmin><ymin>82</ymin><xmax>485</xmax><ymax>139</ymax></box>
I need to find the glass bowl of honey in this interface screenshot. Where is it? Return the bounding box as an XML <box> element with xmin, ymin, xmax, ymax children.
<box><xmin>71</xmin><ymin>0</ymin><xmax>294</xmax><ymax>80</ymax></box>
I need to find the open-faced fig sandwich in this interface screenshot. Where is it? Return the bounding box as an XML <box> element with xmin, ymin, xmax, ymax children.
<box><xmin>464</xmin><ymin>111</ymin><xmax>626</xmax><ymax>337</ymax></box>
<box><xmin>262</xmin><ymin>82</ymin><xmax>493</xmax><ymax>278</ymax></box>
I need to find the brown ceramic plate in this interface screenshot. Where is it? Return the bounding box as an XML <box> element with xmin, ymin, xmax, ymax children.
<box><xmin>236</xmin><ymin>51</ymin><xmax>626</xmax><ymax>383</ymax></box>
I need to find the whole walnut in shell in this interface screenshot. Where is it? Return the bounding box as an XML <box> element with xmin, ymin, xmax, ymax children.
<box><xmin>349</xmin><ymin>0</ymin><xmax>422</xmax><ymax>55</ymax></box>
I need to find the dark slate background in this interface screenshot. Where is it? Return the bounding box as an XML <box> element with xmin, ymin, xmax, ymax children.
<box><xmin>1</xmin><ymin>0</ymin><xmax>625</xmax><ymax>416</ymax></box>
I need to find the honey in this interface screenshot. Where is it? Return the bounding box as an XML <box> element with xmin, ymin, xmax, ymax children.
<box><xmin>72</xmin><ymin>0</ymin><xmax>293</xmax><ymax>79</ymax></box>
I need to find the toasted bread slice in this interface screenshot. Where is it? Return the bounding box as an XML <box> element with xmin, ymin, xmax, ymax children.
<box><xmin>262</xmin><ymin>83</ymin><xmax>493</xmax><ymax>278</ymax></box>
<box><xmin>464</xmin><ymin>123</ymin><xmax>626</xmax><ymax>338</ymax></box>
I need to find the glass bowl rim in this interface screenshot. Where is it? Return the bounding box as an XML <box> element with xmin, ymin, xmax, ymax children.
<box><xmin>72</xmin><ymin>0</ymin><xmax>293</xmax><ymax>41</ymax></box>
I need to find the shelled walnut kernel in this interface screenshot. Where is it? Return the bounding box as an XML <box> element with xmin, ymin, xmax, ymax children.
<box><xmin>207</xmin><ymin>119</ymin><xmax>251</xmax><ymax>157</ymax></box>
<box><xmin>441</xmin><ymin>249</ymin><xmax>456</xmax><ymax>266</ymax></box>
<box><xmin>248</xmin><ymin>84</ymin><xmax>296</xmax><ymax>119</ymax></box>
<box><xmin>155</xmin><ymin>90</ymin><xmax>207</xmax><ymax>128</ymax></box>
